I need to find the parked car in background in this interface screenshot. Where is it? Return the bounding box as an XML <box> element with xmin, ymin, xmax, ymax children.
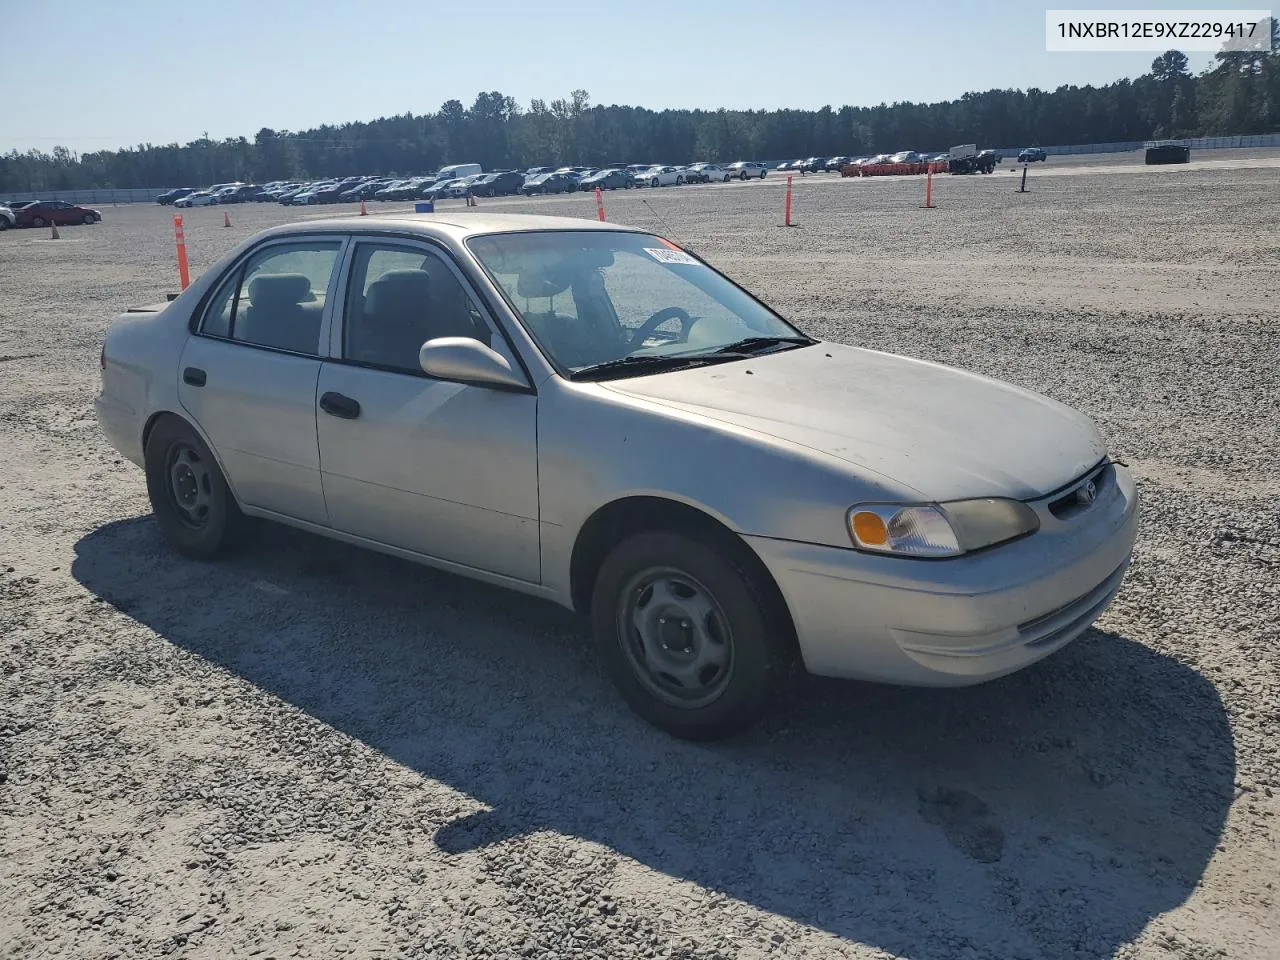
<box><xmin>155</xmin><ymin>188</ymin><xmax>196</xmax><ymax>205</ymax></box>
<box><xmin>340</xmin><ymin>180</ymin><xmax>390</xmax><ymax>202</ymax></box>
<box><xmin>468</xmin><ymin>171</ymin><xmax>526</xmax><ymax>197</ymax></box>
<box><xmin>0</xmin><ymin>204</ymin><xmax>15</xmax><ymax>230</ymax></box>
<box><xmin>15</xmin><ymin>200</ymin><xmax>102</xmax><ymax>226</ymax></box>
<box><xmin>636</xmin><ymin>166</ymin><xmax>685</xmax><ymax>187</ymax></box>
<box><xmin>525</xmin><ymin>166</ymin><xmax>554</xmax><ymax>177</ymax></box>
<box><xmin>442</xmin><ymin>175</ymin><xmax>486</xmax><ymax>198</ymax></box>
<box><xmin>579</xmin><ymin>169</ymin><xmax>632</xmax><ymax>191</ymax></box>
<box><xmin>419</xmin><ymin>179</ymin><xmax>461</xmax><ymax>199</ymax></box>
<box><xmin>685</xmin><ymin>163</ymin><xmax>733</xmax><ymax>183</ymax></box>
<box><xmin>95</xmin><ymin>213</ymin><xmax>1140</xmax><ymax>739</ymax></box>
<box><xmin>728</xmin><ymin>161</ymin><xmax>769</xmax><ymax>179</ymax></box>
<box><xmin>222</xmin><ymin>184</ymin><xmax>267</xmax><ymax>203</ymax></box>
<box><xmin>1018</xmin><ymin>147</ymin><xmax>1047</xmax><ymax>163</ymax></box>
<box><xmin>520</xmin><ymin>172</ymin><xmax>578</xmax><ymax>194</ymax></box>
<box><xmin>373</xmin><ymin>179</ymin><xmax>421</xmax><ymax>201</ymax></box>
<box><xmin>176</xmin><ymin>191</ymin><xmax>219</xmax><ymax>208</ymax></box>
<box><xmin>799</xmin><ymin>158</ymin><xmax>829</xmax><ymax>173</ymax></box>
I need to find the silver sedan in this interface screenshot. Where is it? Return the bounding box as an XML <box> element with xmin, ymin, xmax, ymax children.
<box><xmin>95</xmin><ymin>214</ymin><xmax>1139</xmax><ymax>739</ymax></box>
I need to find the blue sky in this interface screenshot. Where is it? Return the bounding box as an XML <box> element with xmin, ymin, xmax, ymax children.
<box><xmin>1</xmin><ymin>0</ymin><xmax>1219</xmax><ymax>153</ymax></box>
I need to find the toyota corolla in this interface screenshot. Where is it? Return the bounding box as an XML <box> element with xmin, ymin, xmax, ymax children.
<box><xmin>95</xmin><ymin>214</ymin><xmax>1138</xmax><ymax>739</ymax></box>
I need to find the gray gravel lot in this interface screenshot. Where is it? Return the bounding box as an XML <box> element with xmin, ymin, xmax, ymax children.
<box><xmin>1</xmin><ymin>155</ymin><xmax>1278</xmax><ymax>960</ymax></box>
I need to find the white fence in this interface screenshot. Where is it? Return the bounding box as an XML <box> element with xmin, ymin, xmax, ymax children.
<box><xmin>0</xmin><ymin>187</ymin><xmax>173</xmax><ymax>206</ymax></box>
<box><xmin>992</xmin><ymin>133</ymin><xmax>1280</xmax><ymax>157</ymax></box>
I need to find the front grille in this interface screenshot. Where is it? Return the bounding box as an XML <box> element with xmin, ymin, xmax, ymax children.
<box><xmin>1048</xmin><ymin>462</ymin><xmax>1111</xmax><ymax>520</ymax></box>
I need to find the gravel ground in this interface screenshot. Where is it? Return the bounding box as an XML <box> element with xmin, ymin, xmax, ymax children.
<box><xmin>1</xmin><ymin>155</ymin><xmax>1277</xmax><ymax>960</ymax></box>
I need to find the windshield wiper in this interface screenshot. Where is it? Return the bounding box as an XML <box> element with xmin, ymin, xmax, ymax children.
<box><xmin>709</xmin><ymin>335</ymin><xmax>814</xmax><ymax>355</ymax></box>
<box><xmin>570</xmin><ymin>353</ymin><xmax>739</xmax><ymax>382</ymax></box>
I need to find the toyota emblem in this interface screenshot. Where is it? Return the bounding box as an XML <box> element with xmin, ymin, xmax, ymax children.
<box><xmin>1078</xmin><ymin>480</ymin><xmax>1098</xmax><ymax>504</ymax></box>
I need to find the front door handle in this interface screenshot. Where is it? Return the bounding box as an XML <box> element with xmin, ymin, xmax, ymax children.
<box><xmin>183</xmin><ymin>367</ymin><xmax>206</xmax><ymax>387</ymax></box>
<box><xmin>319</xmin><ymin>391</ymin><xmax>361</xmax><ymax>420</ymax></box>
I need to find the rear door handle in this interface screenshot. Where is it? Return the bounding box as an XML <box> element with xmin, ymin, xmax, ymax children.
<box><xmin>319</xmin><ymin>391</ymin><xmax>361</xmax><ymax>420</ymax></box>
<box><xmin>183</xmin><ymin>367</ymin><xmax>206</xmax><ymax>387</ymax></box>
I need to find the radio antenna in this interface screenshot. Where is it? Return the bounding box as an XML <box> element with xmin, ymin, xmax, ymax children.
<box><xmin>640</xmin><ymin>196</ymin><xmax>694</xmax><ymax>254</ymax></box>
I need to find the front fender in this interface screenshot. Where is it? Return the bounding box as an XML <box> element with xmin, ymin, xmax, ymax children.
<box><xmin>536</xmin><ymin>379</ymin><xmax>912</xmax><ymax>601</ymax></box>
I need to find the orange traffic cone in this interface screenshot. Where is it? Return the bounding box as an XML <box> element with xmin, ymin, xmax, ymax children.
<box><xmin>223</xmin><ymin>211</ymin><xmax>232</xmax><ymax>228</ymax></box>
<box><xmin>359</xmin><ymin>198</ymin><xmax>368</xmax><ymax>216</ymax></box>
<box><xmin>49</xmin><ymin>220</ymin><xmax>60</xmax><ymax>240</ymax></box>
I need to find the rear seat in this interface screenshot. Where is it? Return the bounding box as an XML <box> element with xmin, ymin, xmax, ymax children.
<box><xmin>237</xmin><ymin>274</ymin><xmax>323</xmax><ymax>354</ymax></box>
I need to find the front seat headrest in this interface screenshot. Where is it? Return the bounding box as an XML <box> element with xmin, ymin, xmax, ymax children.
<box><xmin>247</xmin><ymin>273</ymin><xmax>312</xmax><ymax>310</ymax></box>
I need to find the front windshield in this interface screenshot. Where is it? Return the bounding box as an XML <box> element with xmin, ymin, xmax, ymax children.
<box><xmin>467</xmin><ymin>230</ymin><xmax>809</xmax><ymax>377</ymax></box>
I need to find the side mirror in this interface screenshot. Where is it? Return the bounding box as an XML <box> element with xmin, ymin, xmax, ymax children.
<box><xmin>419</xmin><ymin>337</ymin><xmax>528</xmax><ymax>391</ymax></box>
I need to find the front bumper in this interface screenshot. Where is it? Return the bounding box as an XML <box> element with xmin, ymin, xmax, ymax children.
<box><xmin>745</xmin><ymin>462</ymin><xmax>1139</xmax><ymax>686</ymax></box>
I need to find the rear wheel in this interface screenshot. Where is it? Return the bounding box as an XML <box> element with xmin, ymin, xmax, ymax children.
<box><xmin>591</xmin><ymin>530</ymin><xmax>794</xmax><ymax>740</ymax></box>
<box><xmin>144</xmin><ymin>416</ymin><xmax>249</xmax><ymax>560</ymax></box>
<box><xmin>31</xmin><ymin>216</ymin><xmax>46</xmax><ymax>228</ymax></box>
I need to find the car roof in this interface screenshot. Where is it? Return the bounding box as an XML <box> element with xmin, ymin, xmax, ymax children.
<box><xmin>255</xmin><ymin>212</ymin><xmax>646</xmax><ymax>242</ymax></box>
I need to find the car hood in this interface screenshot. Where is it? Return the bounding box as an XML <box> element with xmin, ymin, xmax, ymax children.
<box><xmin>601</xmin><ymin>342</ymin><xmax>1107</xmax><ymax>502</ymax></box>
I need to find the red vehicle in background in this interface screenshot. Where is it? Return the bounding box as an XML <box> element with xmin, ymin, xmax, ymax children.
<box><xmin>14</xmin><ymin>200</ymin><xmax>102</xmax><ymax>227</ymax></box>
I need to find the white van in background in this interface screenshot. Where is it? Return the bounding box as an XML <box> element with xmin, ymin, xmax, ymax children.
<box><xmin>436</xmin><ymin>163</ymin><xmax>482</xmax><ymax>181</ymax></box>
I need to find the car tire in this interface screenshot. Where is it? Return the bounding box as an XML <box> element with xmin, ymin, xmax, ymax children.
<box><xmin>739</xmin><ymin>172</ymin><xmax>748</xmax><ymax>181</ymax></box>
<box><xmin>31</xmin><ymin>216</ymin><xmax>46</xmax><ymax>228</ymax></box>
<box><xmin>0</xmin><ymin>218</ymin><xmax>8</xmax><ymax>231</ymax></box>
<box><xmin>144</xmin><ymin>416</ymin><xmax>250</xmax><ymax>561</ymax></box>
<box><xmin>82</xmin><ymin>213</ymin><xmax>95</xmax><ymax>225</ymax></box>
<box><xmin>676</xmin><ymin>176</ymin><xmax>685</xmax><ymax>185</ymax></box>
<box><xmin>650</xmin><ymin>178</ymin><xmax>659</xmax><ymax>188</ymax></box>
<box><xmin>591</xmin><ymin>530</ymin><xmax>794</xmax><ymax>740</ymax></box>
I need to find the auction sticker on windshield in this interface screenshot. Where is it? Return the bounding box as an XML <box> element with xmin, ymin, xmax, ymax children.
<box><xmin>644</xmin><ymin>247</ymin><xmax>700</xmax><ymax>265</ymax></box>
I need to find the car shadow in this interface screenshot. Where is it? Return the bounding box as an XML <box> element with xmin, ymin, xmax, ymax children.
<box><xmin>71</xmin><ymin>516</ymin><xmax>1234</xmax><ymax>960</ymax></box>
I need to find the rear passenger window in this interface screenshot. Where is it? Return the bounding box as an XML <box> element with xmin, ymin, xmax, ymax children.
<box><xmin>199</xmin><ymin>241</ymin><xmax>341</xmax><ymax>356</ymax></box>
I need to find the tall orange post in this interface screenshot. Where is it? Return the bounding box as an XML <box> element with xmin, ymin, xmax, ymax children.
<box><xmin>784</xmin><ymin>175</ymin><xmax>793</xmax><ymax>226</ymax></box>
<box><xmin>174</xmin><ymin>214</ymin><xmax>191</xmax><ymax>290</ymax></box>
<box><xmin>924</xmin><ymin>169</ymin><xmax>934</xmax><ymax>208</ymax></box>
<box><xmin>594</xmin><ymin>186</ymin><xmax>606</xmax><ymax>222</ymax></box>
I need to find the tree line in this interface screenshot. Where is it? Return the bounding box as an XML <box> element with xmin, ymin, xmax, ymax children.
<box><xmin>2</xmin><ymin>44</ymin><xmax>1277</xmax><ymax>193</ymax></box>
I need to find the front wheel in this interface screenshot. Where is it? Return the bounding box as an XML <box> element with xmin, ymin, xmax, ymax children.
<box><xmin>31</xmin><ymin>216</ymin><xmax>46</xmax><ymax>228</ymax></box>
<box><xmin>83</xmin><ymin>213</ymin><xmax>95</xmax><ymax>225</ymax></box>
<box><xmin>144</xmin><ymin>416</ymin><xmax>249</xmax><ymax>560</ymax></box>
<box><xmin>650</xmin><ymin>178</ymin><xmax>659</xmax><ymax>188</ymax></box>
<box><xmin>591</xmin><ymin>530</ymin><xmax>794</xmax><ymax>740</ymax></box>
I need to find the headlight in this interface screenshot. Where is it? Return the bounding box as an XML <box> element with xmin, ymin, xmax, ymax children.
<box><xmin>847</xmin><ymin>498</ymin><xmax>1039</xmax><ymax>558</ymax></box>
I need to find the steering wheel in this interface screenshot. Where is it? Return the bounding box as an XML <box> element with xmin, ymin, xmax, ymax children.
<box><xmin>629</xmin><ymin>307</ymin><xmax>696</xmax><ymax>349</ymax></box>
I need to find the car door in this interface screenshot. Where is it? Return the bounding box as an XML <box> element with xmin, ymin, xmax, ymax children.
<box><xmin>315</xmin><ymin>239</ymin><xmax>540</xmax><ymax>583</ymax></box>
<box><xmin>178</xmin><ymin>236</ymin><xmax>347</xmax><ymax>526</ymax></box>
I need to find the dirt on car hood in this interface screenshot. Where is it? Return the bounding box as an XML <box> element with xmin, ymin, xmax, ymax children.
<box><xmin>602</xmin><ymin>341</ymin><xmax>1108</xmax><ymax>501</ymax></box>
